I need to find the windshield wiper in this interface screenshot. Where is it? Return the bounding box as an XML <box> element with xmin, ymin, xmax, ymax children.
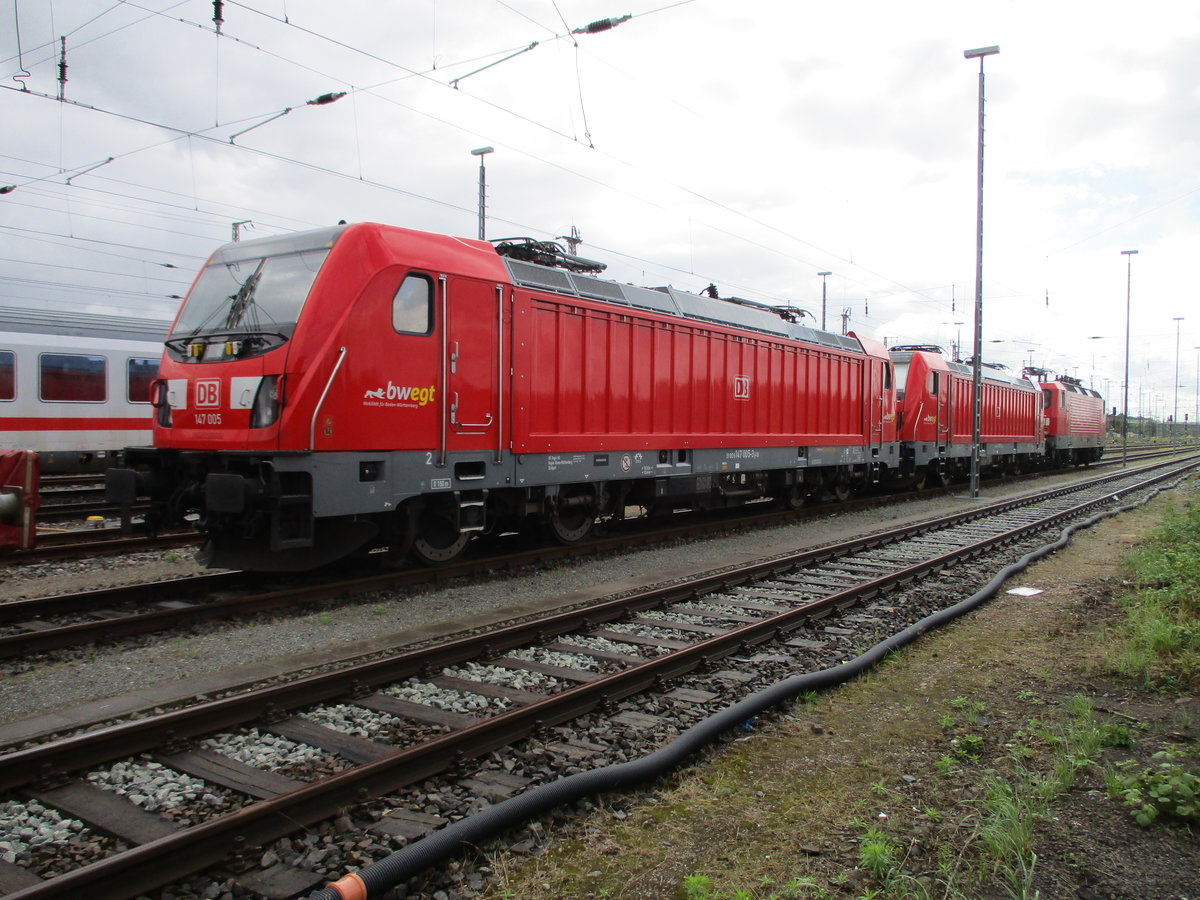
<box><xmin>224</xmin><ymin>260</ymin><xmax>266</xmax><ymax>329</ymax></box>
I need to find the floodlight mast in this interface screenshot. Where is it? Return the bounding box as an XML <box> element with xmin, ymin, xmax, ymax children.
<box><xmin>470</xmin><ymin>147</ymin><xmax>494</xmax><ymax>240</ymax></box>
<box><xmin>1120</xmin><ymin>249</ymin><xmax>1138</xmax><ymax>468</ymax></box>
<box><xmin>964</xmin><ymin>44</ymin><xmax>999</xmax><ymax>500</ymax></box>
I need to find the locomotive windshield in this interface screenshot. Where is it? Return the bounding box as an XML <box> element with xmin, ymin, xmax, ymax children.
<box><xmin>171</xmin><ymin>247</ymin><xmax>330</xmax><ymax>348</ymax></box>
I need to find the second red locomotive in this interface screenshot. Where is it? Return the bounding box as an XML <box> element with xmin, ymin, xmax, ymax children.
<box><xmin>106</xmin><ymin>222</ymin><xmax>1105</xmax><ymax>570</ymax></box>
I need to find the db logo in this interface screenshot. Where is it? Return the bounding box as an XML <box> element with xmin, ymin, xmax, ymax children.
<box><xmin>733</xmin><ymin>375</ymin><xmax>751</xmax><ymax>401</ymax></box>
<box><xmin>195</xmin><ymin>380</ymin><xmax>221</xmax><ymax>408</ymax></box>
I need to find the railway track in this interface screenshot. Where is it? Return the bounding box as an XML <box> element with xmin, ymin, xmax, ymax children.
<box><xmin>7</xmin><ymin>445</ymin><xmax>1193</xmax><ymax>572</ymax></box>
<box><xmin>0</xmin><ymin>454</ymin><xmax>1194</xmax><ymax>899</ymax></box>
<box><xmin>4</xmin><ymin>451</ymin><xmax>1195</xmax><ymax>662</ymax></box>
<box><xmin>3</xmin><ymin>451</ymin><xmax>1195</xmax><ymax>659</ymax></box>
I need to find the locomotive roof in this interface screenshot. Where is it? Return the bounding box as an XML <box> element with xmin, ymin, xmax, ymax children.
<box><xmin>501</xmin><ymin>256</ymin><xmax>868</xmax><ymax>354</ymax></box>
<box><xmin>0</xmin><ymin>306</ymin><xmax>171</xmax><ymax>343</ymax></box>
<box><xmin>888</xmin><ymin>348</ymin><xmax>1036</xmax><ymax>391</ymax></box>
<box><xmin>200</xmin><ymin>222</ymin><xmax>870</xmax><ymax>354</ymax></box>
<box><xmin>1040</xmin><ymin>378</ymin><xmax>1103</xmax><ymax>398</ymax></box>
<box><xmin>207</xmin><ymin>223</ymin><xmax>346</xmax><ymax>265</ymax></box>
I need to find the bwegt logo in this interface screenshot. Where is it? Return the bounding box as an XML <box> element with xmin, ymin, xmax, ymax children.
<box><xmin>364</xmin><ymin>383</ymin><xmax>437</xmax><ymax>406</ymax></box>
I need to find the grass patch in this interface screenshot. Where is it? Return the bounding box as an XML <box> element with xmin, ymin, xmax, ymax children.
<box><xmin>1108</xmin><ymin>499</ymin><xmax>1200</xmax><ymax>690</ymax></box>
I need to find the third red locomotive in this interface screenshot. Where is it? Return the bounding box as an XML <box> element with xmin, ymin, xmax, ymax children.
<box><xmin>106</xmin><ymin>222</ymin><xmax>1106</xmax><ymax>570</ymax></box>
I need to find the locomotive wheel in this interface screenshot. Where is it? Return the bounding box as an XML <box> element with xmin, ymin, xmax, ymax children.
<box><xmin>928</xmin><ymin>462</ymin><xmax>951</xmax><ymax>488</ymax></box>
<box><xmin>546</xmin><ymin>485</ymin><xmax>598</xmax><ymax>544</ymax></box>
<box><xmin>830</xmin><ymin>476</ymin><xmax>852</xmax><ymax>503</ymax></box>
<box><xmin>410</xmin><ymin>508</ymin><xmax>472</xmax><ymax>565</ymax></box>
<box><xmin>781</xmin><ymin>482</ymin><xmax>807</xmax><ymax>510</ymax></box>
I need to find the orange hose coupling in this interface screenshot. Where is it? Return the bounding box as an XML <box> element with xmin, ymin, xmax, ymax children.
<box><xmin>327</xmin><ymin>872</ymin><xmax>368</xmax><ymax>900</ymax></box>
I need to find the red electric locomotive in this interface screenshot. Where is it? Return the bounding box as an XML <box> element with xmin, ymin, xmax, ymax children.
<box><xmin>1038</xmin><ymin>375</ymin><xmax>1106</xmax><ymax>465</ymax></box>
<box><xmin>107</xmin><ymin>223</ymin><xmax>901</xmax><ymax>571</ymax></box>
<box><xmin>887</xmin><ymin>345</ymin><xmax>1043</xmax><ymax>485</ymax></box>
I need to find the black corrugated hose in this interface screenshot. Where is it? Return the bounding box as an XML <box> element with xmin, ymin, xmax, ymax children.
<box><xmin>309</xmin><ymin>482</ymin><xmax>1175</xmax><ymax>900</ymax></box>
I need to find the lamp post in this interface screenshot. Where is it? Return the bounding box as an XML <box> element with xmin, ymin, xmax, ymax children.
<box><xmin>818</xmin><ymin>272</ymin><xmax>832</xmax><ymax>330</ymax></box>
<box><xmin>1120</xmin><ymin>250</ymin><xmax>1138</xmax><ymax>466</ymax></box>
<box><xmin>1194</xmin><ymin>345</ymin><xmax>1200</xmax><ymax>441</ymax></box>
<box><xmin>964</xmin><ymin>44</ymin><xmax>999</xmax><ymax>500</ymax></box>
<box><xmin>1173</xmin><ymin>317</ymin><xmax>1184</xmax><ymax>438</ymax></box>
<box><xmin>470</xmin><ymin>146</ymin><xmax>494</xmax><ymax>240</ymax></box>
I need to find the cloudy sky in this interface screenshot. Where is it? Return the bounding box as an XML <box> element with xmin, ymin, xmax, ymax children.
<box><xmin>2</xmin><ymin>0</ymin><xmax>1198</xmax><ymax>421</ymax></box>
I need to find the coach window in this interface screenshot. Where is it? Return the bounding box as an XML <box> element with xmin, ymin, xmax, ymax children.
<box><xmin>0</xmin><ymin>350</ymin><xmax>13</xmax><ymax>401</ymax></box>
<box><xmin>40</xmin><ymin>353</ymin><xmax>106</xmax><ymax>403</ymax></box>
<box><xmin>127</xmin><ymin>358</ymin><xmax>159</xmax><ymax>403</ymax></box>
<box><xmin>392</xmin><ymin>274</ymin><xmax>433</xmax><ymax>335</ymax></box>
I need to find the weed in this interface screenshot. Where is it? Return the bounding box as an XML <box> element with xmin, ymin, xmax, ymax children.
<box><xmin>934</xmin><ymin>754</ymin><xmax>959</xmax><ymax>777</ymax></box>
<box><xmin>870</xmin><ymin>778</ymin><xmax>888</xmax><ymax>797</ymax></box>
<box><xmin>795</xmin><ymin>689</ymin><xmax>820</xmax><ymax>711</ymax></box>
<box><xmin>857</xmin><ymin>826</ymin><xmax>897</xmax><ymax>879</ymax></box>
<box><xmin>954</xmin><ymin>734</ymin><xmax>984</xmax><ymax>759</ymax></box>
<box><xmin>1107</xmin><ymin>746</ymin><xmax>1200</xmax><ymax>827</ymax></box>
<box><xmin>682</xmin><ymin>873</ymin><xmax>713</xmax><ymax>900</ymax></box>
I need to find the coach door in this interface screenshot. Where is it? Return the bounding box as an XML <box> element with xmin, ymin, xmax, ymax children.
<box><xmin>440</xmin><ymin>275</ymin><xmax>504</xmax><ymax>463</ymax></box>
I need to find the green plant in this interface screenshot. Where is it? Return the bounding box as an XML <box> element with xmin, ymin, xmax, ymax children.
<box><xmin>780</xmin><ymin>877</ymin><xmax>827</xmax><ymax>899</ymax></box>
<box><xmin>1108</xmin><ymin>747</ymin><xmax>1200</xmax><ymax>826</ymax></box>
<box><xmin>934</xmin><ymin>754</ymin><xmax>959</xmax><ymax>776</ymax></box>
<box><xmin>954</xmin><ymin>734</ymin><xmax>984</xmax><ymax>759</ymax></box>
<box><xmin>858</xmin><ymin>826</ymin><xmax>897</xmax><ymax>879</ymax></box>
<box><xmin>682</xmin><ymin>873</ymin><xmax>714</xmax><ymax>900</ymax></box>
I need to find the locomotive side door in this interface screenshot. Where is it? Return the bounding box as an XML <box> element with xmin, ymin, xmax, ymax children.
<box><xmin>441</xmin><ymin>275</ymin><xmax>503</xmax><ymax>461</ymax></box>
<box><xmin>934</xmin><ymin>369</ymin><xmax>950</xmax><ymax>447</ymax></box>
<box><xmin>867</xmin><ymin>358</ymin><xmax>885</xmax><ymax>452</ymax></box>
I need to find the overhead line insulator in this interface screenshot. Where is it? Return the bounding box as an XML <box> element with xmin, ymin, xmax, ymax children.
<box><xmin>572</xmin><ymin>14</ymin><xmax>632</xmax><ymax>35</ymax></box>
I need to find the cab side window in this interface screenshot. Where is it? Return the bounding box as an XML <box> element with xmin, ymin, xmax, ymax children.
<box><xmin>392</xmin><ymin>274</ymin><xmax>433</xmax><ymax>335</ymax></box>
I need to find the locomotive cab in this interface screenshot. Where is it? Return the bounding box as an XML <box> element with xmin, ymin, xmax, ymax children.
<box><xmin>888</xmin><ymin>346</ymin><xmax>952</xmax><ymax>486</ymax></box>
<box><xmin>108</xmin><ymin>223</ymin><xmax>516</xmax><ymax>569</ymax></box>
<box><xmin>1038</xmin><ymin>376</ymin><xmax>1106</xmax><ymax>466</ymax></box>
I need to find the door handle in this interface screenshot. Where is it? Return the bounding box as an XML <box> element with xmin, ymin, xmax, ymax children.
<box><xmin>451</xmin><ymin>392</ymin><xmax>493</xmax><ymax>429</ymax></box>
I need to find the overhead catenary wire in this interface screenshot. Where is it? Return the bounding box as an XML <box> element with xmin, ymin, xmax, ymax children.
<box><xmin>0</xmin><ymin>0</ymin><xmax>1107</xmax><ymax>350</ymax></box>
<box><xmin>2</xmin><ymin>1</ymin><xmax>931</xmax><ymax>311</ymax></box>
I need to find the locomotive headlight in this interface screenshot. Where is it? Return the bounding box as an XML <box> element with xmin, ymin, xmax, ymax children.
<box><xmin>250</xmin><ymin>375</ymin><xmax>283</xmax><ymax>428</ymax></box>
